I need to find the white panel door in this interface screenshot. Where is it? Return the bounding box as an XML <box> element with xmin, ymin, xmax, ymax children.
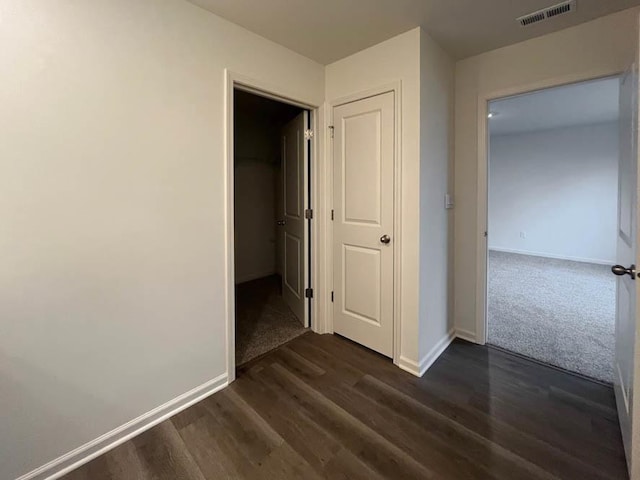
<box><xmin>333</xmin><ymin>92</ymin><xmax>394</xmax><ymax>357</ymax></box>
<box><xmin>614</xmin><ymin>60</ymin><xmax>640</xmax><ymax>477</ymax></box>
<box><xmin>281</xmin><ymin>112</ymin><xmax>308</xmax><ymax>326</ymax></box>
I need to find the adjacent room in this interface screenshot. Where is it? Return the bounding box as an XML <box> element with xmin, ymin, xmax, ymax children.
<box><xmin>234</xmin><ymin>90</ymin><xmax>309</xmax><ymax>365</ymax></box>
<box><xmin>486</xmin><ymin>77</ymin><xmax>620</xmax><ymax>383</ymax></box>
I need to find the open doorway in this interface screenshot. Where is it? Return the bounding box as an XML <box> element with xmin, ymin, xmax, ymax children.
<box><xmin>485</xmin><ymin>76</ymin><xmax>620</xmax><ymax>383</ymax></box>
<box><xmin>233</xmin><ymin>89</ymin><xmax>311</xmax><ymax>366</ymax></box>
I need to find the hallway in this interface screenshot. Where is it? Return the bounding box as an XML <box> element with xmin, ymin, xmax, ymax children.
<box><xmin>63</xmin><ymin>333</ymin><xmax>627</xmax><ymax>480</ymax></box>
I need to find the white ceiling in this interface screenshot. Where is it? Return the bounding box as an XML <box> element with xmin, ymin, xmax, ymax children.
<box><xmin>488</xmin><ymin>76</ymin><xmax>620</xmax><ymax>136</ymax></box>
<box><xmin>188</xmin><ymin>0</ymin><xmax>640</xmax><ymax>63</ymax></box>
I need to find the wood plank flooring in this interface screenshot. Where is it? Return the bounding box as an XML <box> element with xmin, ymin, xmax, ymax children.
<box><xmin>63</xmin><ymin>333</ymin><xmax>628</xmax><ymax>480</ymax></box>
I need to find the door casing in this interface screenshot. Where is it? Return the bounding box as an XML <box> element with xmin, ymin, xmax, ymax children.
<box><xmin>475</xmin><ymin>70</ymin><xmax>625</xmax><ymax>345</ymax></box>
<box><xmin>224</xmin><ymin>70</ymin><xmax>321</xmax><ymax>383</ymax></box>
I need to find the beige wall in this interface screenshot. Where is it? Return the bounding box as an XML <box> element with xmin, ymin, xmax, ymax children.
<box><xmin>419</xmin><ymin>30</ymin><xmax>455</xmax><ymax>366</ymax></box>
<box><xmin>453</xmin><ymin>8</ymin><xmax>640</xmax><ymax>340</ymax></box>
<box><xmin>0</xmin><ymin>1</ymin><xmax>323</xmax><ymax>479</ymax></box>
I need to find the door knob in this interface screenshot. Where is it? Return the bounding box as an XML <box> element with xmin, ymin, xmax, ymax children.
<box><xmin>611</xmin><ymin>264</ymin><xmax>636</xmax><ymax>279</ymax></box>
<box><xmin>276</xmin><ymin>220</ymin><xmax>286</xmax><ymax>226</ymax></box>
<box><xmin>380</xmin><ymin>234</ymin><xmax>391</xmax><ymax>244</ymax></box>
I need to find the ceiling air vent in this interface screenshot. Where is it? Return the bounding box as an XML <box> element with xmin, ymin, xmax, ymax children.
<box><xmin>517</xmin><ymin>0</ymin><xmax>576</xmax><ymax>27</ymax></box>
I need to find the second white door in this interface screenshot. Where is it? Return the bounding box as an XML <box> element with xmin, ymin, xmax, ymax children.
<box><xmin>614</xmin><ymin>60</ymin><xmax>639</xmax><ymax>476</ymax></box>
<box><xmin>332</xmin><ymin>91</ymin><xmax>395</xmax><ymax>357</ymax></box>
<box><xmin>281</xmin><ymin>111</ymin><xmax>308</xmax><ymax>326</ymax></box>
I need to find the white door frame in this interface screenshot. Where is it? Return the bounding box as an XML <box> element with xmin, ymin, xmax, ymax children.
<box><xmin>474</xmin><ymin>69</ymin><xmax>624</xmax><ymax>345</ymax></box>
<box><xmin>325</xmin><ymin>81</ymin><xmax>403</xmax><ymax>366</ymax></box>
<box><xmin>224</xmin><ymin>70</ymin><xmax>322</xmax><ymax>382</ymax></box>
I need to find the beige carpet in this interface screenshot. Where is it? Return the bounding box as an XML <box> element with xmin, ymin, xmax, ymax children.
<box><xmin>488</xmin><ymin>250</ymin><xmax>615</xmax><ymax>383</ymax></box>
<box><xmin>235</xmin><ymin>275</ymin><xmax>308</xmax><ymax>365</ymax></box>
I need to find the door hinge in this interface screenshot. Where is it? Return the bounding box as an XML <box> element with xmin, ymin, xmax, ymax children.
<box><xmin>331</xmin><ymin>209</ymin><xmax>334</xmax><ymax>221</ymax></box>
<box><xmin>305</xmin><ymin>288</ymin><xmax>314</xmax><ymax>299</ymax></box>
<box><xmin>305</xmin><ymin>209</ymin><xmax>313</xmax><ymax>220</ymax></box>
<box><xmin>484</xmin><ymin>231</ymin><xmax>488</xmax><ymax>238</ymax></box>
<box><xmin>331</xmin><ymin>291</ymin><xmax>334</xmax><ymax>302</ymax></box>
<box><xmin>328</xmin><ymin>125</ymin><xmax>334</xmax><ymax>138</ymax></box>
<box><xmin>304</xmin><ymin>129</ymin><xmax>314</xmax><ymax>141</ymax></box>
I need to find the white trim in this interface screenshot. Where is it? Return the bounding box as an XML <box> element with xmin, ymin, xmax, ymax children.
<box><xmin>322</xmin><ymin>98</ymin><xmax>334</xmax><ymax>337</ymax></box>
<box><xmin>398</xmin><ymin>329</ymin><xmax>456</xmax><ymax>377</ymax></box>
<box><xmin>455</xmin><ymin>328</ymin><xmax>478</xmax><ymax>344</ymax></box>
<box><xmin>17</xmin><ymin>374</ymin><xmax>228</xmax><ymax>480</ymax></box>
<box><xmin>488</xmin><ymin>247</ymin><xmax>614</xmax><ymax>266</ymax></box>
<box><xmin>326</xmin><ymin>81</ymin><xmax>403</xmax><ymax>367</ymax></box>
<box><xmin>224</xmin><ymin>70</ymin><xmax>236</xmax><ymax>383</ymax></box>
<box><xmin>397</xmin><ymin>356</ymin><xmax>422</xmax><ymax>377</ymax></box>
<box><xmin>420</xmin><ymin>329</ymin><xmax>456</xmax><ymax>375</ymax></box>
<box><xmin>224</xmin><ymin>70</ymin><xmax>322</xmax><ymax>383</ymax></box>
<box><xmin>475</xmin><ymin>68</ymin><xmax>624</xmax><ymax>346</ymax></box>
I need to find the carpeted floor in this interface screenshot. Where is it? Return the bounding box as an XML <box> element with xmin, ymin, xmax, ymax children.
<box><xmin>488</xmin><ymin>250</ymin><xmax>615</xmax><ymax>383</ymax></box>
<box><xmin>235</xmin><ymin>275</ymin><xmax>308</xmax><ymax>366</ymax></box>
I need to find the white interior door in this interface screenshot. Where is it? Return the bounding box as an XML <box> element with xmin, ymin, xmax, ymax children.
<box><xmin>332</xmin><ymin>91</ymin><xmax>394</xmax><ymax>357</ymax></box>
<box><xmin>614</xmin><ymin>60</ymin><xmax>640</xmax><ymax>477</ymax></box>
<box><xmin>276</xmin><ymin>154</ymin><xmax>284</xmax><ymax>277</ymax></box>
<box><xmin>281</xmin><ymin>111</ymin><xmax>308</xmax><ymax>326</ymax></box>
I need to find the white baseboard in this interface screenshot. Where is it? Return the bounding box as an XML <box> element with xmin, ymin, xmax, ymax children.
<box><xmin>398</xmin><ymin>329</ymin><xmax>455</xmax><ymax>377</ymax></box>
<box><xmin>397</xmin><ymin>356</ymin><xmax>422</xmax><ymax>377</ymax></box>
<box><xmin>488</xmin><ymin>246</ymin><xmax>613</xmax><ymax>266</ymax></box>
<box><xmin>18</xmin><ymin>373</ymin><xmax>228</xmax><ymax>480</ymax></box>
<box><xmin>235</xmin><ymin>270</ymin><xmax>276</xmax><ymax>284</ymax></box>
<box><xmin>418</xmin><ymin>329</ymin><xmax>456</xmax><ymax>376</ymax></box>
<box><xmin>454</xmin><ymin>328</ymin><xmax>478</xmax><ymax>343</ymax></box>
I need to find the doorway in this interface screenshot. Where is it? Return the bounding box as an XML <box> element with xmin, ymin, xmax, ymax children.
<box><xmin>233</xmin><ymin>89</ymin><xmax>311</xmax><ymax>367</ymax></box>
<box><xmin>485</xmin><ymin>76</ymin><xmax>620</xmax><ymax>383</ymax></box>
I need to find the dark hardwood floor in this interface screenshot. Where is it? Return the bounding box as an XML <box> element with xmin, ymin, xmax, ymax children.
<box><xmin>63</xmin><ymin>333</ymin><xmax>628</xmax><ymax>480</ymax></box>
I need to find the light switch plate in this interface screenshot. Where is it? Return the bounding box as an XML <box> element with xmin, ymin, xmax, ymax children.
<box><xmin>445</xmin><ymin>193</ymin><xmax>454</xmax><ymax>209</ymax></box>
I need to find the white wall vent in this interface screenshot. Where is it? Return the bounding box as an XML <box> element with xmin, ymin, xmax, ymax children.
<box><xmin>517</xmin><ymin>0</ymin><xmax>576</xmax><ymax>27</ymax></box>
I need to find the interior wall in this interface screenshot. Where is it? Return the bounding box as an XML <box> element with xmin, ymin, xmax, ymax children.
<box><xmin>453</xmin><ymin>7</ymin><xmax>639</xmax><ymax>340</ymax></box>
<box><xmin>418</xmin><ymin>30</ymin><xmax>455</xmax><ymax>365</ymax></box>
<box><xmin>325</xmin><ymin>28</ymin><xmax>423</xmax><ymax>366</ymax></box>
<box><xmin>489</xmin><ymin>122</ymin><xmax>619</xmax><ymax>264</ymax></box>
<box><xmin>325</xmin><ymin>27</ymin><xmax>454</xmax><ymax>372</ymax></box>
<box><xmin>0</xmin><ymin>1</ymin><xmax>324</xmax><ymax>479</ymax></box>
<box><xmin>234</xmin><ymin>110</ymin><xmax>279</xmax><ymax>284</ymax></box>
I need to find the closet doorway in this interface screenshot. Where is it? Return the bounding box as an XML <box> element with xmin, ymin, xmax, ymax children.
<box><xmin>233</xmin><ymin>89</ymin><xmax>311</xmax><ymax>366</ymax></box>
